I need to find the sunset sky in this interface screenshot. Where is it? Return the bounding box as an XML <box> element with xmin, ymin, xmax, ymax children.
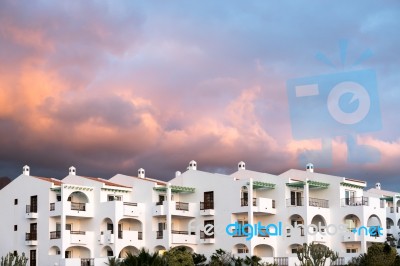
<box><xmin>0</xmin><ymin>1</ymin><xmax>399</xmax><ymax>190</ymax></box>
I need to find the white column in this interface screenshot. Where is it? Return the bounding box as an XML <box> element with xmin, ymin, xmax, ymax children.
<box><xmin>248</xmin><ymin>178</ymin><xmax>254</xmax><ymax>256</ymax></box>
<box><xmin>304</xmin><ymin>179</ymin><xmax>309</xmax><ymax>209</ymax></box>
<box><xmin>167</xmin><ymin>183</ymin><xmax>172</xmax><ymax>248</ymax></box>
<box><xmin>61</xmin><ymin>186</ymin><xmax>66</xmax><ymax>259</ymax></box>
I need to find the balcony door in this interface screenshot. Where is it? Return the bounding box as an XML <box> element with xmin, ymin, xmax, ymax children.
<box><xmin>204</xmin><ymin>191</ymin><xmax>214</xmax><ymax>209</ymax></box>
<box><xmin>345</xmin><ymin>190</ymin><xmax>356</xmax><ymax>205</ymax></box>
<box><xmin>30</xmin><ymin>196</ymin><xmax>37</xmax><ymax>212</ymax></box>
<box><xmin>30</xmin><ymin>250</ymin><xmax>36</xmax><ymax>266</ymax></box>
<box><xmin>30</xmin><ymin>223</ymin><xmax>37</xmax><ymax>240</ymax></box>
<box><xmin>290</xmin><ymin>191</ymin><xmax>302</xmax><ymax>206</ymax></box>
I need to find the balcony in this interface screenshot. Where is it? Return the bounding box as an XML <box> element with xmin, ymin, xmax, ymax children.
<box><xmin>199</xmin><ymin>230</ymin><xmax>215</xmax><ymax>244</ymax></box>
<box><xmin>118</xmin><ymin>230</ymin><xmax>143</xmax><ymax>240</ymax></box>
<box><xmin>25</xmin><ymin>232</ymin><xmax>37</xmax><ymax>245</ymax></box>
<box><xmin>99</xmin><ymin>230</ymin><xmax>114</xmax><ymax>245</ymax></box>
<box><xmin>117</xmin><ymin>230</ymin><xmax>143</xmax><ymax>246</ymax></box>
<box><xmin>152</xmin><ymin>201</ymin><xmax>196</xmax><ymax>217</ymax></box>
<box><xmin>341</xmin><ymin>197</ymin><xmax>369</xmax><ymax>207</ymax></box>
<box><xmin>156</xmin><ymin>230</ymin><xmax>164</xmax><ymax>239</ymax></box>
<box><xmin>253</xmin><ymin>198</ymin><xmax>276</xmax><ymax>214</ymax></box>
<box><xmin>25</xmin><ymin>205</ymin><xmax>38</xmax><ymax>219</ymax></box>
<box><xmin>123</xmin><ymin>202</ymin><xmax>142</xmax><ymax>217</ymax></box>
<box><xmin>50</xmin><ymin>231</ymin><xmax>61</xmax><ymax>239</ymax></box>
<box><xmin>61</xmin><ymin>258</ymin><xmax>95</xmax><ymax>266</ymax></box>
<box><xmin>49</xmin><ymin>201</ymin><xmax>93</xmax><ymax>217</ymax></box>
<box><xmin>241</xmin><ymin>198</ymin><xmax>256</xmax><ymax>207</ymax></box>
<box><xmin>171</xmin><ymin>230</ymin><xmax>196</xmax><ymax>244</ymax></box>
<box><xmin>342</xmin><ymin>230</ymin><xmax>359</xmax><ymax>242</ymax></box>
<box><xmin>309</xmin><ymin>197</ymin><xmax>329</xmax><ymax>208</ymax></box>
<box><xmin>200</xmin><ymin>201</ymin><xmax>215</xmax><ymax>216</ymax></box>
<box><xmin>388</xmin><ymin>207</ymin><xmax>400</xmax><ymax>214</ymax></box>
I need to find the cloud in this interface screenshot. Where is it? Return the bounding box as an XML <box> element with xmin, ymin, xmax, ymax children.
<box><xmin>0</xmin><ymin>1</ymin><xmax>399</xmax><ymax>190</ymax></box>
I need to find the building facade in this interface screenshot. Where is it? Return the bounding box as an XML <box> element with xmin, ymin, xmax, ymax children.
<box><xmin>0</xmin><ymin>161</ymin><xmax>396</xmax><ymax>266</ymax></box>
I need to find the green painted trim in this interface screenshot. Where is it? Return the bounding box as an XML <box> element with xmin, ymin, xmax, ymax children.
<box><xmin>308</xmin><ymin>180</ymin><xmax>329</xmax><ymax>189</ymax></box>
<box><xmin>101</xmin><ymin>188</ymin><xmax>130</xmax><ymax>193</ymax></box>
<box><xmin>286</xmin><ymin>181</ymin><xmax>305</xmax><ymax>188</ymax></box>
<box><xmin>153</xmin><ymin>185</ymin><xmax>195</xmax><ymax>193</ymax></box>
<box><xmin>380</xmin><ymin>196</ymin><xmax>393</xmax><ymax>202</ymax></box>
<box><xmin>340</xmin><ymin>182</ymin><xmax>365</xmax><ymax>189</ymax></box>
<box><xmin>247</xmin><ymin>181</ymin><xmax>276</xmax><ymax>189</ymax></box>
<box><xmin>63</xmin><ymin>185</ymin><xmax>94</xmax><ymax>191</ymax></box>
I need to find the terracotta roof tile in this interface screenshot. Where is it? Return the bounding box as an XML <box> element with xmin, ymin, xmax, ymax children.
<box><xmin>32</xmin><ymin>176</ymin><xmax>63</xmax><ymax>186</ymax></box>
<box><xmin>81</xmin><ymin>176</ymin><xmax>131</xmax><ymax>188</ymax></box>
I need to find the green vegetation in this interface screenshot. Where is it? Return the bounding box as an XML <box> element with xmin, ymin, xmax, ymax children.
<box><xmin>296</xmin><ymin>243</ymin><xmax>338</xmax><ymax>266</ymax></box>
<box><xmin>109</xmin><ymin>248</ymin><xmax>276</xmax><ymax>266</ymax></box>
<box><xmin>0</xmin><ymin>252</ymin><xmax>28</xmax><ymax>266</ymax></box>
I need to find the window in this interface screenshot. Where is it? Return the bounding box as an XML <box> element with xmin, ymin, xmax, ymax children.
<box><xmin>65</xmin><ymin>224</ymin><xmax>72</xmax><ymax>231</ymax></box>
<box><xmin>56</xmin><ymin>250</ymin><xmax>61</xmax><ymax>255</ymax></box>
<box><xmin>56</xmin><ymin>195</ymin><xmax>61</xmax><ymax>201</ymax></box>
<box><xmin>108</xmin><ymin>195</ymin><xmax>122</xmax><ymax>201</ymax></box>
<box><xmin>107</xmin><ymin>250</ymin><xmax>113</xmax><ymax>256</ymax></box>
<box><xmin>65</xmin><ymin>251</ymin><xmax>72</xmax><ymax>258</ymax></box>
<box><xmin>14</xmin><ymin>225</ymin><xmax>17</xmax><ymax>231</ymax></box>
<box><xmin>67</xmin><ymin>196</ymin><xmax>72</xmax><ymax>202</ymax></box>
<box><xmin>13</xmin><ymin>251</ymin><xmax>17</xmax><ymax>256</ymax></box>
<box><xmin>292</xmin><ymin>249</ymin><xmax>298</xmax><ymax>254</ymax></box>
<box><xmin>14</xmin><ymin>199</ymin><xmax>18</xmax><ymax>205</ymax></box>
<box><xmin>237</xmin><ymin>247</ymin><xmax>249</xmax><ymax>254</ymax></box>
<box><xmin>346</xmin><ymin>248</ymin><xmax>358</xmax><ymax>253</ymax></box>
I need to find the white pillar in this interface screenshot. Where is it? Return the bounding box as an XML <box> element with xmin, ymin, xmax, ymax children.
<box><xmin>167</xmin><ymin>183</ymin><xmax>172</xmax><ymax>248</ymax></box>
<box><xmin>60</xmin><ymin>186</ymin><xmax>66</xmax><ymax>259</ymax></box>
<box><xmin>304</xmin><ymin>179</ymin><xmax>309</xmax><ymax>210</ymax></box>
<box><xmin>248</xmin><ymin>178</ymin><xmax>254</xmax><ymax>256</ymax></box>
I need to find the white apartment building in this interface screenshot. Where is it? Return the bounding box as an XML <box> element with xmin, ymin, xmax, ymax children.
<box><xmin>0</xmin><ymin>161</ymin><xmax>396</xmax><ymax>266</ymax></box>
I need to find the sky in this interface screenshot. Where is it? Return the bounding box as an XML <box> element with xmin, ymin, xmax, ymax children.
<box><xmin>0</xmin><ymin>1</ymin><xmax>399</xmax><ymax>190</ymax></box>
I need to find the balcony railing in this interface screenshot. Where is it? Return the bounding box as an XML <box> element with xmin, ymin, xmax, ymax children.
<box><xmin>71</xmin><ymin>202</ymin><xmax>86</xmax><ymax>211</ymax></box>
<box><xmin>341</xmin><ymin>197</ymin><xmax>369</xmax><ymax>207</ymax></box>
<box><xmin>309</xmin><ymin>197</ymin><xmax>329</xmax><ymax>208</ymax></box>
<box><xmin>241</xmin><ymin>198</ymin><xmax>256</xmax><ymax>207</ymax></box>
<box><xmin>200</xmin><ymin>201</ymin><xmax>214</xmax><ymax>210</ymax></box>
<box><xmin>274</xmin><ymin>257</ymin><xmax>288</xmax><ymax>266</ymax></box>
<box><xmin>70</xmin><ymin>231</ymin><xmax>86</xmax><ymax>235</ymax></box>
<box><xmin>25</xmin><ymin>232</ymin><xmax>37</xmax><ymax>241</ymax></box>
<box><xmin>176</xmin><ymin>202</ymin><xmax>189</xmax><ymax>211</ymax></box>
<box><xmin>50</xmin><ymin>203</ymin><xmax>55</xmax><ymax>211</ymax></box>
<box><xmin>331</xmin><ymin>257</ymin><xmax>345</xmax><ymax>266</ymax></box>
<box><xmin>286</xmin><ymin>197</ymin><xmax>303</xmax><ymax>207</ymax></box>
<box><xmin>156</xmin><ymin>230</ymin><xmax>163</xmax><ymax>239</ymax></box>
<box><xmin>50</xmin><ymin>231</ymin><xmax>61</xmax><ymax>239</ymax></box>
<box><xmin>118</xmin><ymin>231</ymin><xmax>143</xmax><ymax>239</ymax></box>
<box><xmin>172</xmin><ymin>230</ymin><xmax>196</xmax><ymax>235</ymax></box>
<box><xmin>26</xmin><ymin>205</ymin><xmax>37</xmax><ymax>213</ymax></box>
<box><xmin>123</xmin><ymin>202</ymin><xmax>138</xmax><ymax>206</ymax></box>
<box><xmin>200</xmin><ymin>230</ymin><xmax>214</xmax><ymax>239</ymax></box>
<box><xmin>81</xmin><ymin>258</ymin><xmax>94</xmax><ymax>266</ymax></box>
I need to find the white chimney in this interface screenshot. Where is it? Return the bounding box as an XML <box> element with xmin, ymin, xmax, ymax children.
<box><xmin>188</xmin><ymin>160</ymin><xmax>197</xmax><ymax>170</ymax></box>
<box><xmin>22</xmin><ymin>165</ymin><xmax>30</xmax><ymax>176</ymax></box>
<box><xmin>238</xmin><ymin>161</ymin><xmax>246</xmax><ymax>170</ymax></box>
<box><xmin>69</xmin><ymin>166</ymin><xmax>76</xmax><ymax>176</ymax></box>
<box><xmin>375</xmin><ymin>182</ymin><xmax>381</xmax><ymax>190</ymax></box>
<box><xmin>175</xmin><ymin>171</ymin><xmax>181</xmax><ymax>177</ymax></box>
<box><xmin>138</xmin><ymin>168</ymin><xmax>145</xmax><ymax>178</ymax></box>
<box><xmin>306</xmin><ymin>163</ymin><xmax>314</xmax><ymax>173</ymax></box>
